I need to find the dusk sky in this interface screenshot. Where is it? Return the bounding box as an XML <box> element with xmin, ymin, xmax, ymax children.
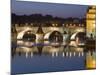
<box><xmin>11</xmin><ymin>0</ymin><xmax>89</xmax><ymax>18</ymax></box>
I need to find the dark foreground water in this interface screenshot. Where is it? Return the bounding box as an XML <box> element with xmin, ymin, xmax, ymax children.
<box><xmin>11</xmin><ymin>55</ymin><xmax>85</xmax><ymax>74</ymax></box>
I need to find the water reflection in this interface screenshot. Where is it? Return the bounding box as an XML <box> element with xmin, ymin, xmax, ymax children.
<box><xmin>12</xmin><ymin>40</ymin><xmax>86</xmax><ymax>57</ymax></box>
<box><xmin>11</xmin><ymin>40</ymin><xmax>96</xmax><ymax>74</ymax></box>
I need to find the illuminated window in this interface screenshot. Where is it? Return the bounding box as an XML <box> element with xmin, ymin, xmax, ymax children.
<box><xmin>87</xmin><ymin>14</ymin><xmax>96</xmax><ymax>19</ymax></box>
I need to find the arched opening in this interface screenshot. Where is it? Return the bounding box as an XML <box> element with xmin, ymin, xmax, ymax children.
<box><xmin>23</xmin><ymin>30</ymin><xmax>36</xmax><ymax>41</ymax></box>
<box><xmin>69</xmin><ymin>32</ymin><xmax>86</xmax><ymax>46</ymax></box>
<box><xmin>49</xmin><ymin>31</ymin><xmax>63</xmax><ymax>43</ymax></box>
<box><xmin>75</xmin><ymin>32</ymin><xmax>86</xmax><ymax>43</ymax></box>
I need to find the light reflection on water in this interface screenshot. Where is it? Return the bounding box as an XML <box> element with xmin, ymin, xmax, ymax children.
<box><xmin>11</xmin><ymin>40</ymin><xmax>95</xmax><ymax>74</ymax></box>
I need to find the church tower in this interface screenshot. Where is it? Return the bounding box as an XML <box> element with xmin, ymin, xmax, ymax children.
<box><xmin>86</xmin><ymin>6</ymin><xmax>96</xmax><ymax>39</ymax></box>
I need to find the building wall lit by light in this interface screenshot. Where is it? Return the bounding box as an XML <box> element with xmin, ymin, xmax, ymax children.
<box><xmin>86</xmin><ymin>6</ymin><xmax>96</xmax><ymax>38</ymax></box>
<box><xmin>86</xmin><ymin>51</ymin><xmax>96</xmax><ymax>69</ymax></box>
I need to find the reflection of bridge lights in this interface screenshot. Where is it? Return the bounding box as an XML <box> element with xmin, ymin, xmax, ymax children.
<box><xmin>23</xmin><ymin>47</ymin><xmax>32</xmax><ymax>52</ymax></box>
<box><xmin>73</xmin><ymin>52</ymin><xmax>76</xmax><ymax>56</ymax></box>
<box><xmin>52</xmin><ymin>52</ymin><xmax>55</xmax><ymax>57</ymax></box>
<box><xmin>25</xmin><ymin>52</ymin><xmax>34</xmax><ymax>58</ymax></box>
<box><xmin>69</xmin><ymin>52</ymin><xmax>72</xmax><ymax>57</ymax></box>
<box><xmin>51</xmin><ymin>51</ymin><xmax>84</xmax><ymax>57</ymax></box>
<box><xmin>49</xmin><ymin>46</ymin><xmax>60</xmax><ymax>53</ymax></box>
<box><xmin>81</xmin><ymin>52</ymin><xmax>84</xmax><ymax>56</ymax></box>
<box><xmin>31</xmin><ymin>52</ymin><xmax>33</xmax><ymax>57</ymax></box>
<box><xmin>25</xmin><ymin>52</ymin><xmax>28</xmax><ymax>58</ymax></box>
<box><xmin>78</xmin><ymin>52</ymin><xmax>81</xmax><ymax>57</ymax></box>
<box><xmin>55</xmin><ymin>52</ymin><xmax>58</xmax><ymax>56</ymax></box>
<box><xmin>51</xmin><ymin>52</ymin><xmax>58</xmax><ymax>57</ymax></box>
<box><xmin>62</xmin><ymin>52</ymin><xmax>65</xmax><ymax>57</ymax></box>
<box><xmin>66</xmin><ymin>52</ymin><xmax>68</xmax><ymax>56</ymax></box>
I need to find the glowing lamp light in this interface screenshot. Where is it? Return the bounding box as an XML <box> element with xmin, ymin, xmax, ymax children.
<box><xmin>93</xmin><ymin>23</ymin><xmax>95</xmax><ymax>28</ymax></box>
<box><xmin>52</xmin><ymin>24</ymin><xmax>55</xmax><ymax>26</ymax></box>
<box><xmin>70</xmin><ymin>24</ymin><xmax>72</xmax><ymax>26</ymax></box>
<box><xmin>62</xmin><ymin>24</ymin><xmax>64</xmax><ymax>26</ymax></box>
<box><xmin>56</xmin><ymin>24</ymin><xmax>58</xmax><ymax>26</ymax></box>
<box><xmin>79</xmin><ymin>24</ymin><xmax>81</xmax><ymax>27</ymax></box>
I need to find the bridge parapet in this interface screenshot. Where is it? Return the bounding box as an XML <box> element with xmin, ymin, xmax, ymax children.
<box><xmin>15</xmin><ymin>23</ymin><xmax>85</xmax><ymax>40</ymax></box>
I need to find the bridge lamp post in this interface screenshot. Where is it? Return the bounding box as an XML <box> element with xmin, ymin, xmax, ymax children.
<box><xmin>62</xmin><ymin>24</ymin><xmax>65</xmax><ymax>31</ymax></box>
<box><xmin>82</xmin><ymin>24</ymin><xmax>84</xmax><ymax>27</ymax></box>
<box><xmin>56</xmin><ymin>24</ymin><xmax>58</xmax><ymax>27</ymax></box>
<box><xmin>30</xmin><ymin>23</ymin><xmax>33</xmax><ymax>27</ymax></box>
<box><xmin>25</xmin><ymin>23</ymin><xmax>28</xmax><ymax>26</ymax></box>
<box><xmin>73</xmin><ymin>24</ymin><xmax>75</xmax><ymax>27</ymax></box>
<box><xmin>79</xmin><ymin>24</ymin><xmax>81</xmax><ymax>27</ymax></box>
<box><xmin>52</xmin><ymin>24</ymin><xmax>55</xmax><ymax>27</ymax></box>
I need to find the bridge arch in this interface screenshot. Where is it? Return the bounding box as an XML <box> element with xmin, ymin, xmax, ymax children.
<box><xmin>70</xmin><ymin>31</ymin><xmax>85</xmax><ymax>40</ymax></box>
<box><xmin>44</xmin><ymin>31</ymin><xmax>53</xmax><ymax>40</ymax></box>
<box><xmin>17</xmin><ymin>27</ymin><xmax>34</xmax><ymax>39</ymax></box>
<box><xmin>70</xmin><ymin>31</ymin><xmax>86</xmax><ymax>47</ymax></box>
<box><xmin>49</xmin><ymin>31</ymin><xmax>63</xmax><ymax>42</ymax></box>
<box><xmin>44</xmin><ymin>31</ymin><xmax>63</xmax><ymax>42</ymax></box>
<box><xmin>23</xmin><ymin>30</ymin><xmax>36</xmax><ymax>41</ymax></box>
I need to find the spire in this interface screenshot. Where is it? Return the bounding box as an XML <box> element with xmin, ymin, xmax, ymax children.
<box><xmin>36</xmin><ymin>26</ymin><xmax>44</xmax><ymax>34</ymax></box>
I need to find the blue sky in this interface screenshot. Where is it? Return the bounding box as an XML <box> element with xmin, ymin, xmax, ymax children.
<box><xmin>11</xmin><ymin>0</ymin><xmax>89</xmax><ymax>18</ymax></box>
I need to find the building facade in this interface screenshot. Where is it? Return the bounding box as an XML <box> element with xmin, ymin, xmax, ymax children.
<box><xmin>86</xmin><ymin>6</ymin><xmax>96</xmax><ymax>39</ymax></box>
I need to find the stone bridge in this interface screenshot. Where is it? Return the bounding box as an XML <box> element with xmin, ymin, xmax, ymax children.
<box><xmin>15</xmin><ymin>25</ymin><xmax>85</xmax><ymax>41</ymax></box>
